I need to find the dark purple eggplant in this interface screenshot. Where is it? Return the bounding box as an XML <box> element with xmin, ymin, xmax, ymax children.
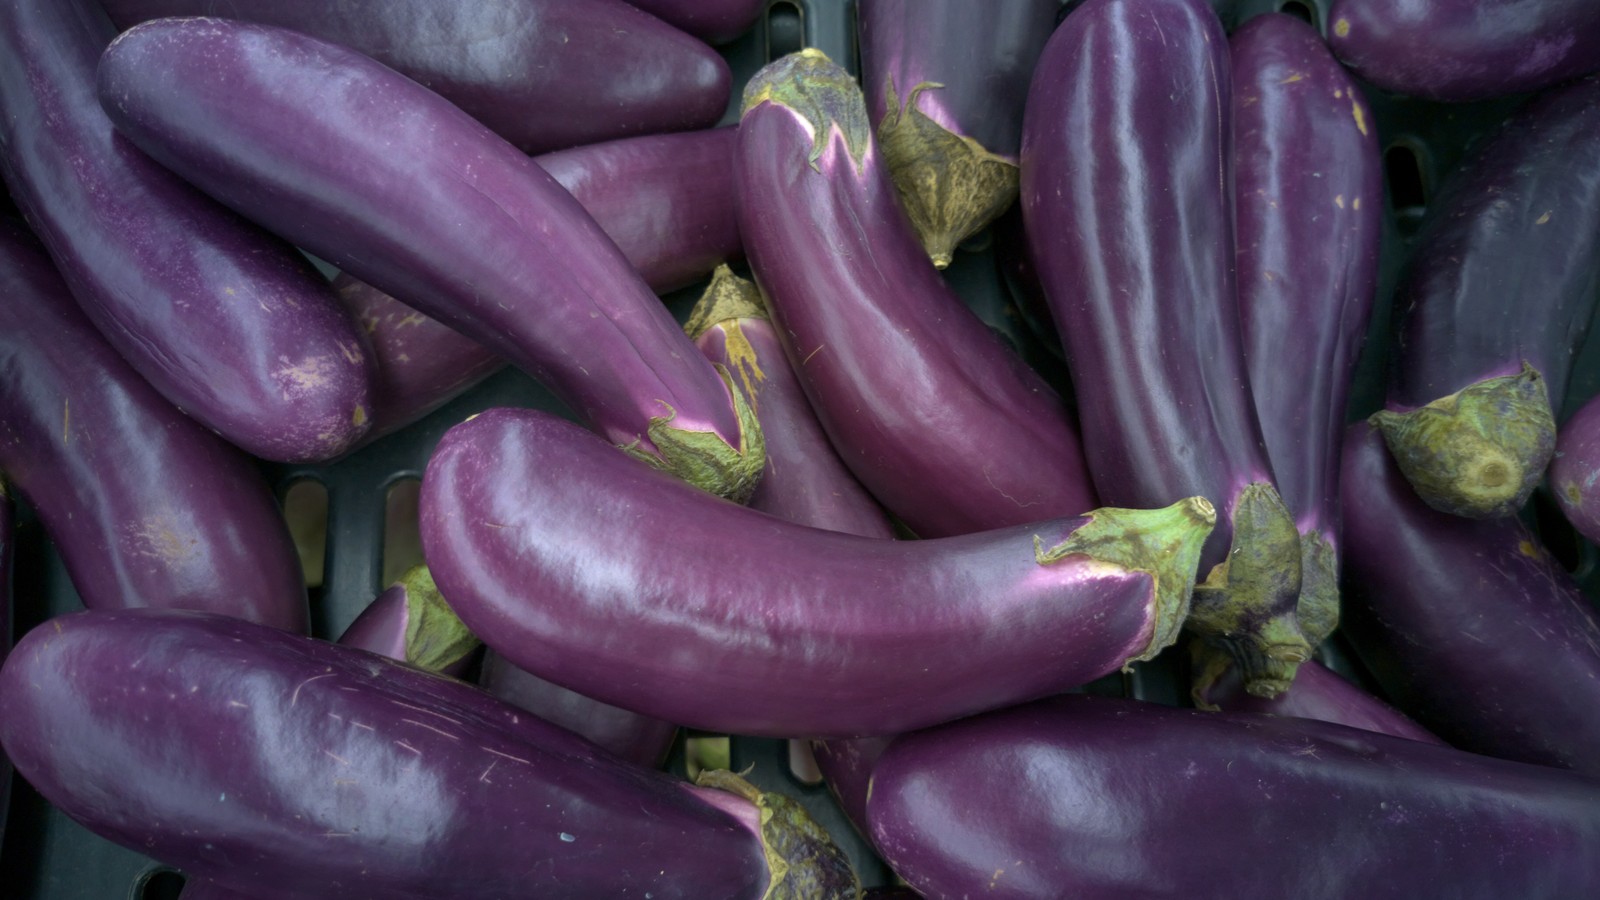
<box><xmin>1551</xmin><ymin>390</ymin><xmax>1600</xmax><ymax>544</ymax></box>
<box><xmin>98</xmin><ymin>0</ymin><xmax>730</xmax><ymax>153</ymax></box>
<box><xmin>1372</xmin><ymin>75</ymin><xmax>1600</xmax><ymax>519</ymax></box>
<box><xmin>1020</xmin><ymin>0</ymin><xmax>1308</xmax><ymax>693</ymax></box>
<box><xmin>0</xmin><ymin>479</ymin><xmax>12</xmax><ymax>842</ymax></box>
<box><xmin>735</xmin><ymin>50</ymin><xmax>1100</xmax><ymax>539</ymax></box>
<box><xmin>420</xmin><ymin>407</ymin><xmax>1214</xmax><ymax>738</ymax></box>
<box><xmin>0</xmin><ymin>608</ymin><xmax>859</xmax><ymax>898</ymax></box>
<box><xmin>0</xmin><ymin>220</ymin><xmax>307</xmax><ymax>632</ymax></box>
<box><xmin>335</xmin><ymin>565</ymin><xmax>477</xmax><ymax>679</ymax></box>
<box><xmin>866</xmin><ymin>693</ymin><xmax>1600</xmax><ymax>899</ymax></box>
<box><xmin>857</xmin><ymin>0</ymin><xmax>1059</xmax><ymax>267</ymax></box>
<box><xmin>1341</xmin><ymin>421</ymin><xmax>1600</xmax><ymax>774</ymax></box>
<box><xmin>1326</xmin><ymin>0</ymin><xmax>1600</xmax><ymax>102</ymax></box>
<box><xmin>1233</xmin><ymin>13</ymin><xmax>1383</xmax><ymax>649</ymax></box>
<box><xmin>810</xmin><ymin>736</ymin><xmax>893</xmax><ymax>850</ymax></box>
<box><xmin>0</xmin><ymin>0</ymin><xmax>374</xmax><ymax>463</ymax></box>
<box><xmin>99</xmin><ymin>18</ymin><xmax>763</xmax><ymax>499</ymax></box>
<box><xmin>623</xmin><ymin>0</ymin><xmax>766</xmax><ymax>45</ymax></box>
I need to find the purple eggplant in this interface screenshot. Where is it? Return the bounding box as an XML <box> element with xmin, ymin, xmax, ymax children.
<box><xmin>1326</xmin><ymin>0</ymin><xmax>1600</xmax><ymax>102</ymax></box>
<box><xmin>335</xmin><ymin>565</ymin><xmax>477</xmax><ymax>679</ymax></box>
<box><xmin>421</xmin><ymin>407</ymin><xmax>1214</xmax><ymax>738</ymax></box>
<box><xmin>0</xmin><ymin>220</ymin><xmax>307</xmax><ymax>632</ymax></box>
<box><xmin>857</xmin><ymin>0</ymin><xmax>1059</xmax><ymax>267</ymax></box>
<box><xmin>0</xmin><ymin>0</ymin><xmax>374</xmax><ymax>463</ymax></box>
<box><xmin>0</xmin><ymin>608</ymin><xmax>859</xmax><ymax>898</ymax></box>
<box><xmin>810</xmin><ymin>736</ymin><xmax>893</xmax><ymax>850</ymax></box>
<box><xmin>1372</xmin><ymin>75</ymin><xmax>1600</xmax><ymax>519</ymax></box>
<box><xmin>736</xmin><ymin>50</ymin><xmax>1100</xmax><ymax>539</ymax></box>
<box><xmin>0</xmin><ymin>479</ymin><xmax>12</xmax><ymax>840</ymax></box>
<box><xmin>99</xmin><ymin>18</ymin><xmax>763</xmax><ymax>499</ymax></box>
<box><xmin>98</xmin><ymin>0</ymin><xmax>730</xmax><ymax>153</ymax></box>
<box><xmin>866</xmin><ymin>693</ymin><xmax>1600</xmax><ymax>899</ymax></box>
<box><xmin>623</xmin><ymin>0</ymin><xmax>766</xmax><ymax>45</ymax></box>
<box><xmin>1021</xmin><ymin>0</ymin><xmax>1308</xmax><ymax>693</ymax></box>
<box><xmin>1551</xmin><ymin>390</ymin><xmax>1600</xmax><ymax>544</ymax></box>
<box><xmin>1341</xmin><ymin>421</ymin><xmax>1600</xmax><ymax>774</ymax></box>
<box><xmin>1233</xmin><ymin>13</ymin><xmax>1383</xmax><ymax>649</ymax></box>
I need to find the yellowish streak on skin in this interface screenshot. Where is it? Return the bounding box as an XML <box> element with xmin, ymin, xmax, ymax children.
<box><xmin>1518</xmin><ymin>539</ymin><xmax>1542</xmax><ymax>560</ymax></box>
<box><xmin>1354</xmin><ymin>197</ymin><xmax>1362</xmax><ymax>210</ymax></box>
<box><xmin>1279</xmin><ymin>73</ymin><xmax>1305</xmax><ymax>84</ymax></box>
<box><xmin>1335</xmin><ymin>194</ymin><xmax>1346</xmax><ymax>209</ymax></box>
<box><xmin>352</xmin><ymin>405</ymin><xmax>368</xmax><ymax>427</ymax></box>
<box><xmin>1334</xmin><ymin>18</ymin><xmax>1351</xmax><ymax>38</ymax></box>
<box><xmin>1352</xmin><ymin>100</ymin><xmax>1369</xmax><ymax>136</ymax></box>
<box><xmin>62</xmin><ymin>399</ymin><xmax>69</xmax><ymax>445</ymax></box>
<box><xmin>1536</xmin><ymin>211</ymin><xmax>1552</xmax><ymax>225</ymax></box>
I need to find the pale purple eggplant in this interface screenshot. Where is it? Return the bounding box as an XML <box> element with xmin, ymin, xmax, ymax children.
<box><xmin>866</xmin><ymin>693</ymin><xmax>1600</xmax><ymax>899</ymax></box>
<box><xmin>0</xmin><ymin>220</ymin><xmax>308</xmax><ymax>632</ymax></box>
<box><xmin>98</xmin><ymin>0</ymin><xmax>731</xmax><ymax>153</ymax></box>
<box><xmin>335</xmin><ymin>566</ymin><xmax>478</xmax><ymax>679</ymax></box>
<box><xmin>0</xmin><ymin>608</ymin><xmax>860</xmax><ymax>899</ymax></box>
<box><xmin>1233</xmin><ymin>13</ymin><xmax>1383</xmax><ymax>649</ymax></box>
<box><xmin>0</xmin><ymin>0</ymin><xmax>374</xmax><ymax>463</ymax></box>
<box><xmin>1551</xmin><ymin>390</ymin><xmax>1600</xmax><ymax>544</ymax></box>
<box><xmin>1341</xmin><ymin>421</ymin><xmax>1600</xmax><ymax>774</ymax></box>
<box><xmin>1326</xmin><ymin>0</ymin><xmax>1600</xmax><ymax>102</ymax></box>
<box><xmin>735</xmin><ymin>49</ymin><xmax>1100</xmax><ymax>540</ymax></box>
<box><xmin>420</xmin><ymin>407</ymin><xmax>1214</xmax><ymax>738</ymax></box>
<box><xmin>857</xmin><ymin>0</ymin><xmax>1059</xmax><ymax>267</ymax></box>
<box><xmin>99</xmin><ymin>18</ymin><xmax>763</xmax><ymax>499</ymax></box>
<box><xmin>1373</xmin><ymin>75</ymin><xmax>1600</xmax><ymax>519</ymax></box>
<box><xmin>623</xmin><ymin>0</ymin><xmax>766</xmax><ymax>45</ymax></box>
<box><xmin>1021</xmin><ymin>0</ymin><xmax>1308</xmax><ymax>694</ymax></box>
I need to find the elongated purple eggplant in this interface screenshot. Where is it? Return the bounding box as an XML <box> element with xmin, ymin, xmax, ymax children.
<box><xmin>867</xmin><ymin>693</ymin><xmax>1600</xmax><ymax>899</ymax></box>
<box><xmin>1234</xmin><ymin>13</ymin><xmax>1383</xmax><ymax>650</ymax></box>
<box><xmin>1341</xmin><ymin>421</ymin><xmax>1600</xmax><ymax>774</ymax></box>
<box><xmin>1021</xmin><ymin>0</ymin><xmax>1308</xmax><ymax>693</ymax></box>
<box><xmin>99</xmin><ymin>0</ymin><xmax>730</xmax><ymax>153</ymax></box>
<box><xmin>421</xmin><ymin>407</ymin><xmax>1214</xmax><ymax>738</ymax></box>
<box><xmin>99</xmin><ymin>18</ymin><xmax>762</xmax><ymax>499</ymax></box>
<box><xmin>1551</xmin><ymin>390</ymin><xmax>1600</xmax><ymax>544</ymax></box>
<box><xmin>736</xmin><ymin>50</ymin><xmax>1099</xmax><ymax>539</ymax></box>
<box><xmin>336</xmin><ymin>566</ymin><xmax>477</xmax><ymax>679</ymax></box>
<box><xmin>0</xmin><ymin>220</ymin><xmax>307</xmax><ymax>632</ymax></box>
<box><xmin>857</xmin><ymin>0</ymin><xmax>1058</xmax><ymax>267</ymax></box>
<box><xmin>623</xmin><ymin>0</ymin><xmax>766</xmax><ymax>45</ymax></box>
<box><xmin>1372</xmin><ymin>75</ymin><xmax>1600</xmax><ymax>519</ymax></box>
<box><xmin>1326</xmin><ymin>0</ymin><xmax>1600</xmax><ymax>102</ymax></box>
<box><xmin>0</xmin><ymin>0</ymin><xmax>373</xmax><ymax>463</ymax></box>
<box><xmin>0</xmin><ymin>608</ymin><xmax>859</xmax><ymax>898</ymax></box>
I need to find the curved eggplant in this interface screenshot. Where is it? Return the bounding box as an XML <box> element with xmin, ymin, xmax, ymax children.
<box><xmin>866</xmin><ymin>693</ymin><xmax>1600</xmax><ymax>899</ymax></box>
<box><xmin>98</xmin><ymin>17</ymin><xmax>762</xmax><ymax>500</ymax></box>
<box><xmin>1020</xmin><ymin>0</ymin><xmax>1307</xmax><ymax>693</ymax></box>
<box><xmin>736</xmin><ymin>49</ymin><xmax>1099</xmax><ymax>539</ymax></box>
<box><xmin>623</xmin><ymin>0</ymin><xmax>766</xmax><ymax>45</ymax></box>
<box><xmin>1341</xmin><ymin>421</ymin><xmax>1600</xmax><ymax>774</ymax></box>
<box><xmin>0</xmin><ymin>0</ymin><xmax>373</xmax><ymax>463</ymax></box>
<box><xmin>857</xmin><ymin>0</ymin><xmax>1059</xmax><ymax>267</ymax></box>
<box><xmin>1326</xmin><ymin>0</ymin><xmax>1600</xmax><ymax>102</ymax></box>
<box><xmin>1372</xmin><ymin>74</ymin><xmax>1600</xmax><ymax>519</ymax></box>
<box><xmin>420</xmin><ymin>407</ymin><xmax>1214</xmax><ymax>738</ymax></box>
<box><xmin>98</xmin><ymin>0</ymin><xmax>730</xmax><ymax>153</ymax></box>
<box><xmin>335</xmin><ymin>566</ymin><xmax>478</xmax><ymax>679</ymax></box>
<box><xmin>1551</xmin><ymin>390</ymin><xmax>1600</xmax><ymax>544</ymax></box>
<box><xmin>0</xmin><ymin>220</ymin><xmax>307</xmax><ymax>632</ymax></box>
<box><xmin>0</xmin><ymin>608</ymin><xmax>859</xmax><ymax>898</ymax></box>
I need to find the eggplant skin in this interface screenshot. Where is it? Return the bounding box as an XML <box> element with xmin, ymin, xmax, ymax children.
<box><xmin>1551</xmin><ymin>391</ymin><xmax>1600</xmax><ymax>545</ymax></box>
<box><xmin>1191</xmin><ymin>654</ymin><xmax>1442</xmax><ymax>745</ymax></box>
<box><xmin>623</xmin><ymin>0</ymin><xmax>766</xmax><ymax>45</ymax></box>
<box><xmin>867</xmin><ymin>694</ymin><xmax>1600</xmax><ymax>900</ymax></box>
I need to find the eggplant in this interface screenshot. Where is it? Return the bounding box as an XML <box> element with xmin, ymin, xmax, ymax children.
<box><xmin>856</xmin><ymin>0</ymin><xmax>1059</xmax><ymax>267</ymax></box>
<box><xmin>336</xmin><ymin>566</ymin><xmax>478</xmax><ymax>680</ymax></box>
<box><xmin>1551</xmin><ymin>390</ymin><xmax>1600</xmax><ymax>544</ymax></box>
<box><xmin>1020</xmin><ymin>0</ymin><xmax>1307</xmax><ymax>693</ymax></box>
<box><xmin>0</xmin><ymin>608</ymin><xmax>860</xmax><ymax>898</ymax></box>
<box><xmin>810</xmin><ymin>736</ymin><xmax>893</xmax><ymax>851</ymax></box>
<box><xmin>420</xmin><ymin>407</ymin><xmax>1214</xmax><ymax>738</ymax></box>
<box><xmin>1233</xmin><ymin>13</ymin><xmax>1383</xmax><ymax>649</ymax></box>
<box><xmin>623</xmin><ymin>0</ymin><xmax>766</xmax><ymax>45</ymax></box>
<box><xmin>0</xmin><ymin>0</ymin><xmax>374</xmax><ymax>463</ymax></box>
<box><xmin>735</xmin><ymin>50</ymin><xmax>1099</xmax><ymax>539</ymax></box>
<box><xmin>0</xmin><ymin>479</ymin><xmax>12</xmax><ymax>842</ymax></box>
<box><xmin>98</xmin><ymin>0</ymin><xmax>730</xmax><ymax>153</ymax></box>
<box><xmin>866</xmin><ymin>693</ymin><xmax>1600</xmax><ymax>899</ymax></box>
<box><xmin>0</xmin><ymin>219</ymin><xmax>307</xmax><ymax>632</ymax></box>
<box><xmin>1372</xmin><ymin>74</ymin><xmax>1600</xmax><ymax>519</ymax></box>
<box><xmin>1341</xmin><ymin>421</ymin><xmax>1600</xmax><ymax>774</ymax></box>
<box><xmin>99</xmin><ymin>18</ymin><xmax>763</xmax><ymax>500</ymax></box>
<box><xmin>1326</xmin><ymin>0</ymin><xmax>1600</xmax><ymax>102</ymax></box>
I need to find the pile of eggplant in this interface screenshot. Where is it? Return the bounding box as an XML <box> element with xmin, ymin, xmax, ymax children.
<box><xmin>2</xmin><ymin>0</ymin><xmax>1600</xmax><ymax>896</ymax></box>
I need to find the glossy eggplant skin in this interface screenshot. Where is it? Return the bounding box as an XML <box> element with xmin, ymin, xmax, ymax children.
<box><xmin>623</xmin><ymin>0</ymin><xmax>766</xmax><ymax>45</ymax></box>
<box><xmin>736</xmin><ymin>51</ymin><xmax>1099</xmax><ymax>539</ymax></box>
<box><xmin>1551</xmin><ymin>391</ymin><xmax>1600</xmax><ymax>544</ymax></box>
<box><xmin>1192</xmin><ymin>656</ymin><xmax>1442</xmax><ymax>745</ymax></box>
<box><xmin>98</xmin><ymin>0</ymin><xmax>731</xmax><ymax>153</ymax></box>
<box><xmin>0</xmin><ymin>608</ymin><xmax>774</xmax><ymax>899</ymax></box>
<box><xmin>0</xmin><ymin>221</ymin><xmax>308</xmax><ymax>632</ymax></box>
<box><xmin>0</xmin><ymin>0</ymin><xmax>374</xmax><ymax>463</ymax></box>
<box><xmin>1326</xmin><ymin>0</ymin><xmax>1600</xmax><ymax>102</ymax></box>
<box><xmin>420</xmin><ymin>408</ymin><xmax>1213</xmax><ymax>738</ymax></box>
<box><xmin>1340</xmin><ymin>422</ymin><xmax>1600</xmax><ymax>775</ymax></box>
<box><xmin>99</xmin><ymin>19</ymin><xmax>756</xmax><ymax>495</ymax></box>
<box><xmin>866</xmin><ymin>694</ymin><xmax>1600</xmax><ymax>899</ymax></box>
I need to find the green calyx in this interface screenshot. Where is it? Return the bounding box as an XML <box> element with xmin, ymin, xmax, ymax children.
<box><xmin>1035</xmin><ymin>496</ymin><xmax>1217</xmax><ymax>666</ymax></box>
<box><xmin>398</xmin><ymin>565</ymin><xmax>480</xmax><ymax>674</ymax></box>
<box><xmin>684</xmin><ymin>265</ymin><xmax>769</xmax><ymax>340</ymax></box>
<box><xmin>622</xmin><ymin>365</ymin><xmax>767</xmax><ymax>503</ymax></box>
<box><xmin>1370</xmin><ymin>363</ymin><xmax>1555</xmax><ymax>519</ymax></box>
<box><xmin>741</xmin><ymin>48</ymin><xmax>872</xmax><ymax>174</ymax></box>
<box><xmin>1296</xmin><ymin>529</ymin><xmax>1340</xmax><ymax>650</ymax></box>
<box><xmin>878</xmin><ymin>78</ymin><xmax>1019</xmax><ymax>269</ymax></box>
<box><xmin>694</xmin><ymin>770</ymin><xmax>861</xmax><ymax>900</ymax></box>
